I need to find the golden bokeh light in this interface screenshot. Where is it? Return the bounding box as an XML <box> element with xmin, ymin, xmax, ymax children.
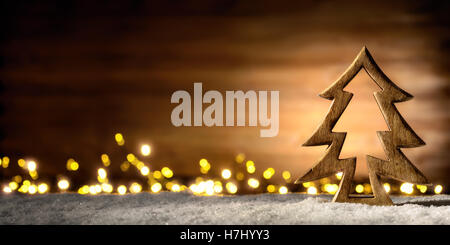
<box><xmin>101</xmin><ymin>154</ymin><xmax>110</xmax><ymax>167</ymax></box>
<box><xmin>66</xmin><ymin>158</ymin><xmax>79</xmax><ymax>171</ymax></box>
<box><xmin>221</xmin><ymin>169</ymin><xmax>232</xmax><ymax>179</ymax></box>
<box><xmin>27</xmin><ymin>161</ymin><xmax>37</xmax><ymax>171</ymax></box>
<box><xmin>117</xmin><ymin>185</ymin><xmax>127</xmax><ymax>195</ymax></box>
<box><xmin>267</xmin><ymin>185</ymin><xmax>276</xmax><ymax>193</ymax></box>
<box><xmin>235</xmin><ymin>153</ymin><xmax>245</xmax><ymax>164</ymax></box>
<box><xmin>236</xmin><ymin>172</ymin><xmax>245</xmax><ymax>181</ymax></box>
<box><xmin>302</xmin><ymin>182</ymin><xmax>313</xmax><ymax>188</ymax></box>
<box><xmin>115</xmin><ymin>133</ymin><xmax>125</xmax><ymax>146</ymax></box>
<box><xmin>225</xmin><ymin>182</ymin><xmax>237</xmax><ymax>194</ymax></box>
<box><xmin>417</xmin><ymin>185</ymin><xmax>427</xmax><ymax>194</ymax></box>
<box><xmin>78</xmin><ymin>185</ymin><xmax>89</xmax><ymax>195</ymax></box>
<box><xmin>355</xmin><ymin>184</ymin><xmax>364</xmax><ymax>193</ymax></box>
<box><xmin>3</xmin><ymin>186</ymin><xmax>12</xmax><ymax>193</ymax></box>
<box><xmin>153</xmin><ymin>170</ymin><xmax>162</xmax><ymax>179</ymax></box>
<box><xmin>307</xmin><ymin>186</ymin><xmax>318</xmax><ymax>195</ymax></box>
<box><xmin>18</xmin><ymin>158</ymin><xmax>25</xmax><ymax>168</ymax></box>
<box><xmin>126</xmin><ymin>153</ymin><xmax>136</xmax><ymax>163</ymax></box>
<box><xmin>324</xmin><ymin>184</ymin><xmax>339</xmax><ymax>194</ymax></box>
<box><xmin>151</xmin><ymin>183</ymin><xmax>162</xmax><ymax>193</ymax></box>
<box><xmin>9</xmin><ymin>181</ymin><xmax>18</xmax><ymax>191</ymax></box>
<box><xmin>98</xmin><ymin>168</ymin><xmax>107</xmax><ymax>179</ymax></box>
<box><xmin>434</xmin><ymin>185</ymin><xmax>443</xmax><ymax>194</ymax></box>
<box><xmin>101</xmin><ymin>183</ymin><xmax>113</xmax><ymax>193</ymax></box>
<box><xmin>247</xmin><ymin>178</ymin><xmax>260</xmax><ymax>188</ymax></box>
<box><xmin>38</xmin><ymin>183</ymin><xmax>49</xmax><ymax>194</ymax></box>
<box><xmin>140</xmin><ymin>144</ymin><xmax>151</xmax><ymax>156</ymax></box>
<box><xmin>282</xmin><ymin>171</ymin><xmax>291</xmax><ymax>181</ymax></box>
<box><xmin>57</xmin><ymin>179</ymin><xmax>70</xmax><ymax>191</ymax></box>
<box><xmin>279</xmin><ymin>186</ymin><xmax>288</xmax><ymax>194</ymax></box>
<box><xmin>130</xmin><ymin>182</ymin><xmax>142</xmax><ymax>194</ymax></box>
<box><xmin>140</xmin><ymin>166</ymin><xmax>150</xmax><ymax>176</ymax></box>
<box><xmin>383</xmin><ymin>183</ymin><xmax>391</xmax><ymax>193</ymax></box>
<box><xmin>400</xmin><ymin>183</ymin><xmax>414</xmax><ymax>194</ymax></box>
<box><xmin>263</xmin><ymin>168</ymin><xmax>275</xmax><ymax>179</ymax></box>
<box><xmin>161</xmin><ymin>167</ymin><xmax>173</xmax><ymax>178</ymax></box>
<box><xmin>171</xmin><ymin>184</ymin><xmax>181</xmax><ymax>192</ymax></box>
<box><xmin>28</xmin><ymin>184</ymin><xmax>37</xmax><ymax>194</ymax></box>
<box><xmin>247</xmin><ymin>165</ymin><xmax>256</xmax><ymax>174</ymax></box>
<box><xmin>120</xmin><ymin>161</ymin><xmax>130</xmax><ymax>172</ymax></box>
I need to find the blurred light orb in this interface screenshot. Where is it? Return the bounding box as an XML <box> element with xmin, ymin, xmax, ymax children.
<box><xmin>28</xmin><ymin>185</ymin><xmax>37</xmax><ymax>194</ymax></box>
<box><xmin>140</xmin><ymin>144</ymin><xmax>151</xmax><ymax>156</ymax></box>
<box><xmin>89</xmin><ymin>185</ymin><xmax>97</xmax><ymax>195</ymax></box>
<box><xmin>130</xmin><ymin>183</ymin><xmax>142</xmax><ymax>194</ymax></box>
<box><xmin>199</xmin><ymin>159</ymin><xmax>208</xmax><ymax>168</ymax></box>
<box><xmin>400</xmin><ymin>183</ymin><xmax>414</xmax><ymax>194</ymax></box>
<box><xmin>115</xmin><ymin>133</ymin><xmax>125</xmax><ymax>145</ymax></box>
<box><xmin>355</xmin><ymin>184</ymin><xmax>364</xmax><ymax>193</ymax></box>
<box><xmin>13</xmin><ymin>175</ymin><xmax>22</xmax><ymax>183</ymax></box>
<box><xmin>279</xmin><ymin>186</ymin><xmax>288</xmax><ymax>194</ymax></box>
<box><xmin>101</xmin><ymin>183</ymin><xmax>113</xmax><ymax>193</ymax></box>
<box><xmin>171</xmin><ymin>184</ymin><xmax>181</xmax><ymax>192</ymax></box>
<box><xmin>1</xmin><ymin>157</ymin><xmax>8</xmax><ymax>168</ymax></box>
<box><xmin>78</xmin><ymin>185</ymin><xmax>89</xmax><ymax>195</ymax></box>
<box><xmin>383</xmin><ymin>183</ymin><xmax>391</xmax><ymax>193</ymax></box>
<box><xmin>213</xmin><ymin>184</ymin><xmax>223</xmax><ymax>193</ymax></box>
<box><xmin>98</xmin><ymin>168</ymin><xmax>107</xmax><ymax>179</ymax></box>
<box><xmin>101</xmin><ymin>154</ymin><xmax>110</xmax><ymax>166</ymax></box>
<box><xmin>18</xmin><ymin>159</ymin><xmax>25</xmax><ymax>168</ymax></box>
<box><xmin>417</xmin><ymin>185</ymin><xmax>427</xmax><ymax>194</ymax></box>
<box><xmin>221</xmin><ymin>169</ymin><xmax>232</xmax><ymax>179</ymax></box>
<box><xmin>117</xmin><ymin>185</ymin><xmax>127</xmax><ymax>195</ymax></box>
<box><xmin>67</xmin><ymin>158</ymin><xmax>79</xmax><ymax>171</ymax></box>
<box><xmin>247</xmin><ymin>165</ymin><xmax>256</xmax><ymax>174</ymax></box>
<box><xmin>434</xmin><ymin>185</ymin><xmax>443</xmax><ymax>194</ymax></box>
<box><xmin>3</xmin><ymin>186</ymin><xmax>12</xmax><ymax>193</ymax></box>
<box><xmin>140</xmin><ymin>166</ymin><xmax>150</xmax><ymax>176</ymax></box>
<box><xmin>267</xmin><ymin>185</ymin><xmax>276</xmax><ymax>193</ymax></box>
<box><xmin>225</xmin><ymin>182</ymin><xmax>238</xmax><ymax>194</ymax></box>
<box><xmin>235</xmin><ymin>153</ymin><xmax>245</xmax><ymax>164</ymax></box>
<box><xmin>151</xmin><ymin>183</ymin><xmax>162</xmax><ymax>193</ymax></box>
<box><xmin>38</xmin><ymin>183</ymin><xmax>49</xmax><ymax>194</ymax></box>
<box><xmin>247</xmin><ymin>178</ymin><xmax>260</xmax><ymax>188</ymax></box>
<box><xmin>307</xmin><ymin>186</ymin><xmax>318</xmax><ymax>195</ymax></box>
<box><xmin>58</xmin><ymin>179</ymin><xmax>70</xmax><ymax>190</ymax></box>
<box><xmin>282</xmin><ymin>171</ymin><xmax>291</xmax><ymax>180</ymax></box>
<box><xmin>9</xmin><ymin>182</ymin><xmax>18</xmax><ymax>191</ymax></box>
<box><xmin>161</xmin><ymin>167</ymin><xmax>173</xmax><ymax>178</ymax></box>
<box><xmin>120</xmin><ymin>161</ymin><xmax>130</xmax><ymax>172</ymax></box>
<box><xmin>153</xmin><ymin>170</ymin><xmax>162</xmax><ymax>179</ymax></box>
<box><xmin>325</xmin><ymin>184</ymin><xmax>339</xmax><ymax>194</ymax></box>
<box><xmin>335</xmin><ymin>172</ymin><xmax>343</xmax><ymax>180</ymax></box>
<box><xmin>27</xmin><ymin>161</ymin><xmax>37</xmax><ymax>171</ymax></box>
<box><xmin>126</xmin><ymin>153</ymin><xmax>136</xmax><ymax>163</ymax></box>
<box><xmin>302</xmin><ymin>182</ymin><xmax>312</xmax><ymax>188</ymax></box>
<box><xmin>236</xmin><ymin>172</ymin><xmax>245</xmax><ymax>181</ymax></box>
<box><xmin>263</xmin><ymin>168</ymin><xmax>275</xmax><ymax>179</ymax></box>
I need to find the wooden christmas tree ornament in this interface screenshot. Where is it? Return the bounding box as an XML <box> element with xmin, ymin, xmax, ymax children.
<box><xmin>295</xmin><ymin>46</ymin><xmax>429</xmax><ymax>206</ymax></box>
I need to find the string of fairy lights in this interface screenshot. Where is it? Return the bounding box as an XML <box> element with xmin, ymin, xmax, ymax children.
<box><xmin>0</xmin><ymin>132</ymin><xmax>445</xmax><ymax>196</ymax></box>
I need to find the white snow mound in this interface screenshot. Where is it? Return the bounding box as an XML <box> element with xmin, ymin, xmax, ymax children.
<box><xmin>0</xmin><ymin>193</ymin><xmax>449</xmax><ymax>225</ymax></box>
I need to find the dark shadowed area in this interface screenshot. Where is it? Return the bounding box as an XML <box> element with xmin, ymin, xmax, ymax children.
<box><xmin>0</xmin><ymin>0</ymin><xmax>449</xmax><ymax>188</ymax></box>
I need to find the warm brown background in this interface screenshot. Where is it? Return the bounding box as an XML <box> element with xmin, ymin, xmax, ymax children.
<box><xmin>1</xmin><ymin>0</ymin><xmax>449</xmax><ymax>187</ymax></box>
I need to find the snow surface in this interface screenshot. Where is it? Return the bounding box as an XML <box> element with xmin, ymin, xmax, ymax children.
<box><xmin>0</xmin><ymin>192</ymin><xmax>449</xmax><ymax>225</ymax></box>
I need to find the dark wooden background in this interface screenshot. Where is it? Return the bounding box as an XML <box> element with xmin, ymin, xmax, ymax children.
<box><xmin>1</xmin><ymin>0</ymin><xmax>449</xmax><ymax>187</ymax></box>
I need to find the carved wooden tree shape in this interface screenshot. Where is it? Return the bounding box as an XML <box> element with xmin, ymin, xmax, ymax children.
<box><xmin>295</xmin><ymin>46</ymin><xmax>429</xmax><ymax>206</ymax></box>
